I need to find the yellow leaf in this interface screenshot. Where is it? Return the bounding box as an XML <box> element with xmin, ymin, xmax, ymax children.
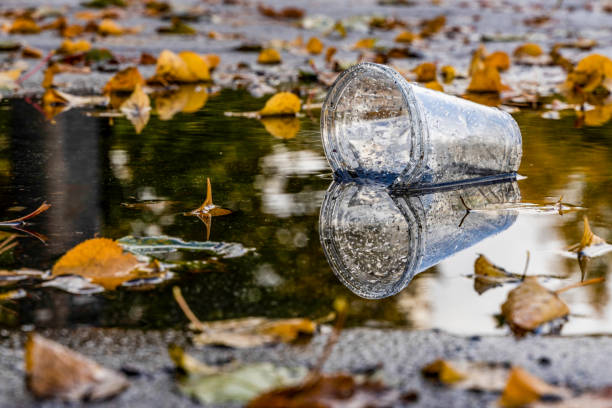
<box><xmin>120</xmin><ymin>83</ymin><xmax>151</xmax><ymax>134</ymax></box>
<box><xmin>203</xmin><ymin>54</ymin><xmax>220</xmax><ymax>69</ymax></box>
<box><xmin>155</xmin><ymin>85</ymin><xmax>208</xmax><ymax>120</ymax></box>
<box><xmin>484</xmin><ymin>51</ymin><xmax>510</xmax><ymax>71</ymax></box>
<box><xmin>57</xmin><ymin>39</ymin><xmax>91</xmax><ymax>55</ymax></box>
<box><xmin>149</xmin><ymin>50</ymin><xmax>211</xmax><ymax>83</ymax></box>
<box><xmin>0</xmin><ymin>69</ymin><xmax>22</xmax><ymax>82</ymax></box>
<box><xmin>499</xmin><ymin>367</ymin><xmax>558</xmax><ymax>407</ymax></box>
<box><xmin>258</xmin><ymin>318</ymin><xmax>316</xmax><ymax>342</ymax></box>
<box><xmin>257</xmin><ymin>48</ymin><xmax>282</xmax><ymax>64</ymax></box>
<box><xmin>564</xmin><ymin>54</ymin><xmax>612</xmax><ymax>93</ymax></box>
<box><xmin>259</xmin><ymin>92</ymin><xmax>301</xmax><ymax>116</ymax></box>
<box><xmin>468</xmin><ymin>45</ymin><xmax>487</xmax><ymax>76</ymax></box>
<box><xmin>25</xmin><ymin>333</ymin><xmax>129</xmax><ymax>401</ymax></box>
<box><xmin>440</xmin><ymin>65</ymin><xmax>455</xmax><ymax>83</ymax></box>
<box><xmin>422</xmin><ymin>359</ymin><xmax>467</xmax><ymax>384</ymax></box>
<box><xmin>395</xmin><ymin>30</ymin><xmax>414</xmax><ymax>43</ymax></box>
<box><xmin>103</xmin><ymin>66</ymin><xmax>145</xmax><ymax>94</ymax></box>
<box><xmin>467</xmin><ymin>65</ymin><xmax>503</xmax><ymax>93</ymax></box>
<box><xmin>260</xmin><ymin>117</ymin><xmax>300</xmax><ymax>139</ymax></box>
<box><xmin>61</xmin><ymin>24</ymin><xmax>84</xmax><ymax>38</ymax></box>
<box><xmin>98</xmin><ymin>18</ymin><xmax>124</xmax><ymax>36</ymax></box>
<box><xmin>578</xmin><ymin>215</ymin><xmax>607</xmax><ymax>251</ymax></box>
<box><xmin>424</xmin><ymin>80</ymin><xmax>443</xmax><ymax>92</ymax></box>
<box><xmin>74</xmin><ymin>11</ymin><xmax>99</xmax><ymax>21</ymax></box>
<box><xmin>9</xmin><ymin>17</ymin><xmax>41</xmax><ymax>34</ymax></box>
<box><xmin>353</xmin><ymin>38</ymin><xmax>376</xmax><ymax>50</ymax></box>
<box><xmin>412</xmin><ymin>62</ymin><xmax>436</xmax><ymax>82</ymax></box>
<box><xmin>584</xmin><ymin>103</ymin><xmax>612</xmax><ymax>127</ymax></box>
<box><xmin>306</xmin><ymin>37</ymin><xmax>324</xmax><ymax>55</ymax></box>
<box><xmin>513</xmin><ymin>43</ymin><xmax>543</xmax><ymax>57</ymax></box>
<box><xmin>420</xmin><ymin>15</ymin><xmax>446</xmax><ymax>38</ymax></box>
<box><xmin>51</xmin><ymin>238</ymin><xmax>146</xmax><ymax>290</ymax></box>
<box><xmin>42</xmin><ymin>88</ymin><xmax>69</xmax><ymax>107</ymax></box>
<box><xmin>178</xmin><ymin>51</ymin><xmax>211</xmax><ymax>82</ymax></box>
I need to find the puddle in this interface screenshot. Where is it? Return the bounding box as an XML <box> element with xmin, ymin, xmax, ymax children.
<box><xmin>0</xmin><ymin>93</ymin><xmax>609</xmax><ymax>335</ymax></box>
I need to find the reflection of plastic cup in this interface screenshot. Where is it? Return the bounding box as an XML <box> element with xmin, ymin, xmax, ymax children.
<box><xmin>321</xmin><ymin>63</ymin><xmax>522</xmax><ymax>188</ymax></box>
<box><xmin>319</xmin><ymin>180</ymin><xmax>520</xmax><ymax>299</ymax></box>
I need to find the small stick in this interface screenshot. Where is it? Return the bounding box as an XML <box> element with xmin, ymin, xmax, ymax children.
<box><xmin>0</xmin><ymin>202</ymin><xmax>51</xmax><ymax>225</ymax></box>
<box><xmin>172</xmin><ymin>286</ymin><xmax>205</xmax><ymax>332</ymax></box>
<box><xmin>555</xmin><ymin>277</ymin><xmax>604</xmax><ymax>294</ymax></box>
<box><xmin>521</xmin><ymin>251</ymin><xmax>530</xmax><ymax>279</ymax></box>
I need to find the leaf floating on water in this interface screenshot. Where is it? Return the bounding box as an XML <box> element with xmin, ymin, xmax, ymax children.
<box><xmin>568</xmin><ymin>216</ymin><xmax>612</xmax><ymax>258</ymax></box>
<box><xmin>259</xmin><ymin>92</ymin><xmax>301</xmax><ymax>117</ymax></box>
<box><xmin>473</xmin><ymin>254</ymin><xmax>522</xmax><ymax>294</ymax></box>
<box><xmin>120</xmin><ymin>83</ymin><xmax>150</xmax><ymax>134</ymax></box>
<box><xmin>501</xmin><ymin>277</ymin><xmax>569</xmax><ymax>335</ymax></box>
<box><xmin>173</xmin><ymin>286</ymin><xmax>316</xmax><ymax>348</ymax></box>
<box><xmin>51</xmin><ymin>238</ymin><xmax>160</xmax><ymax>290</ymax></box>
<box><xmin>188</xmin><ymin>178</ymin><xmax>232</xmax><ymax>217</ymax></box>
<box><xmin>260</xmin><ymin>117</ymin><xmax>300</xmax><ymax>139</ymax></box>
<box><xmin>564</xmin><ymin>54</ymin><xmax>612</xmax><ymax>94</ymax></box>
<box><xmin>117</xmin><ymin>235</ymin><xmax>252</xmax><ymax>258</ymax></box>
<box><xmin>9</xmin><ymin>17</ymin><xmax>41</xmax><ymax>34</ymax></box>
<box><xmin>499</xmin><ymin>367</ymin><xmax>566</xmax><ymax>407</ymax></box>
<box><xmin>25</xmin><ymin>333</ymin><xmax>129</xmax><ymax>401</ymax></box>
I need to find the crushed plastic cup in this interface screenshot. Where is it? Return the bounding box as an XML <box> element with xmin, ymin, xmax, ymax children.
<box><xmin>319</xmin><ymin>179</ymin><xmax>520</xmax><ymax>299</ymax></box>
<box><xmin>321</xmin><ymin>62</ymin><xmax>522</xmax><ymax>188</ymax></box>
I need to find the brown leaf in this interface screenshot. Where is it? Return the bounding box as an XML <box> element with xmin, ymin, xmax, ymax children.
<box><xmin>501</xmin><ymin>277</ymin><xmax>569</xmax><ymax>335</ymax></box>
<box><xmin>513</xmin><ymin>43</ymin><xmax>544</xmax><ymax>57</ymax></box>
<box><xmin>247</xmin><ymin>374</ymin><xmax>399</xmax><ymax>408</ymax></box>
<box><xmin>9</xmin><ymin>17</ymin><xmax>41</xmax><ymax>34</ymax></box>
<box><xmin>259</xmin><ymin>92</ymin><xmax>301</xmax><ymax>116</ymax></box>
<box><xmin>419</xmin><ymin>15</ymin><xmax>445</xmax><ymax>38</ymax></box>
<box><xmin>306</xmin><ymin>37</ymin><xmax>324</xmax><ymax>55</ymax></box>
<box><xmin>412</xmin><ymin>62</ymin><xmax>437</xmax><ymax>82</ymax></box>
<box><xmin>473</xmin><ymin>254</ymin><xmax>521</xmax><ymax>294</ymax></box>
<box><xmin>120</xmin><ymin>83</ymin><xmax>150</xmax><ymax>134</ymax></box>
<box><xmin>103</xmin><ymin>66</ymin><xmax>145</xmax><ymax>94</ymax></box>
<box><xmin>395</xmin><ymin>30</ymin><xmax>414</xmax><ymax>43</ymax></box>
<box><xmin>21</xmin><ymin>46</ymin><xmax>43</xmax><ymax>59</ymax></box>
<box><xmin>467</xmin><ymin>65</ymin><xmax>504</xmax><ymax>93</ymax></box>
<box><xmin>51</xmin><ymin>238</ymin><xmax>150</xmax><ymax>290</ymax></box>
<box><xmin>25</xmin><ymin>333</ymin><xmax>129</xmax><ymax>401</ymax></box>
<box><xmin>422</xmin><ymin>360</ymin><xmax>466</xmax><ymax>384</ymax></box>
<box><xmin>499</xmin><ymin>367</ymin><xmax>563</xmax><ymax>407</ymax></box>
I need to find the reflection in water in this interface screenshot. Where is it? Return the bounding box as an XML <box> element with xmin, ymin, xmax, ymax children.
<box><xmin>320</xmin><ymin>180</ymin><xmax>521</xmax><ymax>299</ymax></box>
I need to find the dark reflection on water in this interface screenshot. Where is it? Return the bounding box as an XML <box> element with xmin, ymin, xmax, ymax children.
<box><xmin>319</xmin><ymin>180</ymin><xmax>520</xmax><ymax>299</ymax></box>
<box><xmin>0</xmin><ymin>94</ymin><xmax>609</xmax><ymax>335</ymax></box>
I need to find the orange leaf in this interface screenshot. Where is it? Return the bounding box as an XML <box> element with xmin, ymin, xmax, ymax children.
<box><xmin>259</xmin><ymin>92</ymin><xmax>301</xmax><ymax>116</ymax></box>
<box><xmin>484</xmin><ymin>51</ymin><xmax>510</xmax><ymax>71</ymax></box>
<box><xmin>412</xmin><ymin>62</ymin><xmax>437</xmax><ymax>82</ymax></box>
<box><xmin>306</xmin><ymin>37</ymin><xmax>323</xmax><ymax>55</ymax></box>
<box><xmin>395</xmin><ymin>30</ymin><xmax>414</xmax><ymax>43</ymax></box>
<box><xmin>9</xmin><ymin>17</ymin><xmax>41</xmax><ymax>34</ymax></box>
<box><xmin>513</xmin><ymin>43</ymin><xmax>543</xmax><ymax>57</ymax></box>
<box><xmin>103</xmin><ymin>67</ymin><xmax>144</xmax><ymax>94</ymax></box>
<box><xmin>499</xmin><ymin>367</ymin><xmax>558</xmax><ymax>407</ymax></box>
<box><xmin>257</xmin><ymin>48</ymin><xmax>282</xmax><ymax>64</ymax></box>
<box><xmin>467</xmin><ymin>65</ymin><xmax>503</xmax><ymax>93</ymax></box>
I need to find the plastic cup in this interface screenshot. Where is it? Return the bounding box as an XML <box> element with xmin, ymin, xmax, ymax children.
<box><xmin>320</xmin><ymin>62</ymin><xmax>522</xmax><ymax>188</ymax></box>
<box><xmin>319</xmin><ymin>179</ymin><xmax>520</xmax><ymax>299</ymax></box>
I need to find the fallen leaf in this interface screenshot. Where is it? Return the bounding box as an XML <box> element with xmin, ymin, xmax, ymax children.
<box><xmin>97</xmin><ymin>18</ymin><xmax>125</xmax><ymax>36</ymax></box>
<box><xmin>501</xmin><ymin>277</ymin><xmax>569</xmax><ymax>335</ymax></box>
<box><xmin>157</xmin><ymin>18</ymin><xmax>196</xmax><ymax>35</ymax></box>
<box><xmin>584</xmin><ymin>103</ymin><xmax>612</xmax><ymax>127</ymax></box>
<box><xmin>9</xmin><ymin>17</ymin><xmax>41</xmax><ymax>34</ymax></box>
<box><xmin>513</xmin><ymin>43</ymin><xmax>543</xmax><ymax>58</ymax></box>
<box><xmin>120</xmin><ymin>83</ymin><xmax>151</xmax><ymax>134</ymax></box>
<box><xmin>421</xmin><ymin>359</ymin><xmax>466</xmax><ymax>384</ymax></box>
<box><xmin>353</xmin><ymin>38</ymin><xmax>377</xmax><ymax>49</ymax></box>
<box><xmin>325</xmin><ymin>46</ymin><xmax>337</xmax><ymax>63</ymax></box>
<box><xmin>412</xmin><ymin>62</ymin><xmax>437</xmax><ymax>82</ymax></box>
<box><xmin>467</xmin><ymin>65</ymin><xmax>504</xmax><ymax>93</ymax></box>
<box><xmin>203</xmin><ymin>54</ymin><xmax>220</xmax><ymax>69</ymax></box>
<box><xmin>419</xmin><ymin>15</ymin><xmax>445</xmax><ymax>37</ymax></box>
<box><xmin>25</xmin><ymin>333</ymin><xmax>129</xmax><ymax>401</ymax></box>
<box><xmin>57</xmin><ymin>39</ymin><xmax>91</xmax><ymax>55</ymax></box>
<box><xmin>154</xmin><ymin>85</ymin><xmax>208</xmax><ymax>120</ymax></box>
<box><xmin>260</xmin><ymin>117</ymin><xmax>300</xmax><ymax>139</ymax></box>
<box><xmin>257</xmin><ymin>48</ymin><xmax>282</xmax><ymax>64</ymax></box>
<box><xmin>259</xmin><ymin>92</ymin><xmax>301</xmax><ymax>116</ymax></box>
<box><xmin>51</xmin><ymin>238</ymin><xmax>155</xmax><ymax>290</ymax></box>
<box><xmin>424</xmin><ymin>80</ymin><xmax>443</xmax><ymax>91</ymax></box>
<box><xmin>149</xmin><ymin>50</ymin><xmax>210</xmax><ymax>84</ymax></box>
<box><xmin>21</xmin><ymin>46</ymin><xmax>43</xmax><ymax>59</ymax></box>
<box><xmin>568</xmin><ymin>215</ymin><xmax>612</xmax><ymax>257</ymax></box>
<box><xmin>139</xmin><ymin>52</ymin><xmax>157</xmax><ymax>65</ymax></box>
<box><xmin>173</xmin><ymin>286</ymin><xmax>315</xmax><ymax>348</ymax></box>
<box><xmin>306</xmin><ymin>37</ymin><xmax>324</xmax><ymax>55</ymax></box>
<box><xmin>186</xmin><ymin>178</ymin><xmax>231</xmax><ymax>239</ymax></box>
<box><xmin>0</xmin><ymin>69</ymin><xmax>22</xmax><ymax>90</ymax></box>
<box><xmin>473</xmin><ymin>254</ymin><xmax>522</xmax><ymax>294</ymax></box>
<box><xmin>257</xmin><ymin>5</ymin><xmax>304</xmax><ymax>19</ymax></box>
<box><xmin>82</xmin><ymin>0</ymin><xmax>126</xmax><ymax>7</ymax></box>
<box><xmin>395</xmin><ymin>30</ymin><xmax>414</xmax><ymax>43</ymax></box>
<box><xmin>103</xmin><ymin>66</ymin><xmax>145</xmax><ymax>93</ymax></box>
<box><xmin>484</xmin><ymin>51</ymin><xmax>511</xmax><ymax>71</ymax></box>
<box><xmin>440</xmin><ymin>65</ymin><xmax>455</xmax><ymax>83</ymax></box>
<box><xmin>564</xmin><ymin>54</ymin><xmax>612</xmax><ymax>94</ymax></box>
<box><xmin>61</xmin><ymin>24</ymin><xmax>85</xmax><ymax>38</ymax></box>
<box><xmin>499</xmin><ymin>367</ymin><xmax>563</xmax><ymax>407</ymax></box>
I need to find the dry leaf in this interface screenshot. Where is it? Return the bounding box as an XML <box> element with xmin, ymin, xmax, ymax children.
<box><xmin>149</xmin><ymin>50</ymin><xmax>211</xmax><ymax>84</ymax></box>
<box><xmin>257</xmin><ymin>48</ymin><xmax>282</xmax><ymax>64</ymax></box>
<box><xmin>51</xmin><ymin>238</ymin><xmax>149</xmax><ymax>290</ymax></box>
<box><xmin>260</xmin><ymin>117</ymin><xmax>300</xmax><ymax>139</ymax></box>
<box><xmin>325</xmin><ymin>46</ymin><xmax>337</xmax><ymax>63</ymax></box>
<box><xmin>103</xmin><ymin>66</ymin><xmax>145</xmax><ymax>94</ymax></box>
<box><xmin>157</xmin><ymin>18</ymin><xmax>196</xmax><ymax>35</ymax></box>
<box><xmin>420</xmin><ymin>15</ymin><xmax>445</xmax><ymax>38</ymax></box>
<box><xmin>395</xmin><ymin>30</ymin><xmax>414</xmax><ymax>43</ymax></box>
<box><xmin>120</xmin><ymin>83</ymin><xmax>151</xmax><ymax>134</ymax></box>
<box><xmin>188</xmin><ymin>178</ymin><xmax>232</xmax><ymax>217</ymax></box>
<box><xmin>424</xmin><ymin>80</ymin><xmax>443</xmax><ymax>91</ymax></box>
<box><xmin>9</xmin><ymin>17</ymin><xmax>41</xmax><ymax>34</ymax></box>
<box><xmin>421</xmin><ymin>359</ymin><xmax>466</xmax><ymax>384</ymax></box>
<box><xmin>155</xmin><ymin>85</ymin><xmax>208</xmax><ymax>120</ymax></box>
<box><xmin>0</xmin><ymin>69</ymin><xmax>22</xmax><ymax>89</ymax></box>
<box><xmin>57</xmin><ymin>39</ymin><xmax>91</xmax><ymax>55</ymax></box>
<box><xmin>440</xmin><ymin>65</ymin><xmax>455</xmax><ymax>83</ymax></box>
<box><xmin>567</xmin><ymin>216</ymin><xmax>612</xmax><ymax>257</ymax></box>
<box><xmin>484</xmin><ymin>51</ymin><xmax>511</xmax><ymax>71</ymax></box>
<box><xmin>353</xmin><ymin>38</ymin><xmax>377</xmax><ymax>50</ymax></box>
<box><xmin>62</xmin><ymin>24</ymin><xmax>84</xmax><ymax>38</ymax></box>
<box><xmin>499</xmin><ymin>367</ymin><xmax>563</xmax><ymax>407</ymax></box>
<box><xmin>21</xmin><ymin>46</ymin><xmax>42</xmax><ymax>59</ymax></box>
<box><xmin>25</xmin><ymin>333</ymin><xmax>129</xmax><ymax>401</ymax></box>
<box><xmin>564</xmin><ymin>54</ymin><xmax>612</xmax><ymax>93</ymax></box>
<box><xmin>97</xmin><ymin>18</ymin><xmax>126</xmax><ymax>36</ymax></box>
<box><xmin>412</xmin><ymin>62</ymin><xmax>436</xmax><ymax>82</ymax></box>
<box><xmin>473</xmin><ymin>254</ymin><xmax>521</xmax><ymax>294</ymax></box>
<box><xmin>306</xmin><ymin>37</ymin><xmax>323</xmax><ymax>55</ymax></box>
<box><xmin>513</xmin><ymin>43</ymin><xmax>543</xmax><ymax>58</ymax></box>
<box><xmin>501</xmin><ymin>277</ymin><xmax>569</xmax><ymax>335</ymax></box>
<box><xmin>203</xmin><ymin>54</ymin><xmax>220</xmax><ymax>69</ymax></box>
<box><xmin>467</xmin><ymin>65</ymin><xmax>504</xmax><ymax>93</ymax></box>
<box><xmin>259</xmin><ymin>92</ymin><xmax>301</xmax><ymax>116</ymax></box>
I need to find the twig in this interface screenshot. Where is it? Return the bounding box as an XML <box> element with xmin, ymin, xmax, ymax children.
<box><xmin>522</xmin><ymin>251</ymin><xmax>530</xmax><ymax>279</ymax></box>
<box><xmin>172</xmin><ymin>286</ymin><xmax>205</xmax><ymax>332</ymax></box>
<box><xmin>555</xmin><ymin>277</ymin><xmax>604</xmax><ymax>295</ymax></box>
<box><xmin>307</xmin><ymin>298</ymin><xmax>348</xmax><ymax>382</ymax></box>
<box><xmin>0</xmin><ymin>202</ymin><xmax>51</xmax><ymax>225</ymax></box>
<box><xmin>16</xmin><ymin>51</ymin><xmax>55</xmax><ymax>85</ymax></box>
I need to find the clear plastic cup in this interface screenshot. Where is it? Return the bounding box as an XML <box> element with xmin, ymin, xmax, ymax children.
<box><xmin>320</xmin><ymin>62</ymin><xmax>522</xmax><ymax>188</ymax></box>
<box><xmin>319</xmin><ymin>180</ymin><xmax>520</xmax><ymax>299</ymax></box>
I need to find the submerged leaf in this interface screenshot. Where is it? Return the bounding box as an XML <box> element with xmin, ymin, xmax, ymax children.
<box><xmin>259</xmin><ymin>92</ymin><xmax>301</xmax><ymax>116</ymax></box>
<box><xmin>25</xmin><ymin>333</ymin><xmax>129</xmax><ymax>401</ymax></box>
<box><xmin>501</xmin><ymin>277</ymin><xmax>569</xmax><ymax>335</ymax></box>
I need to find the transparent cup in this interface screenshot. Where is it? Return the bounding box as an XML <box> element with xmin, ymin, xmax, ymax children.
<box><xmin>319</xmin><ymin>180</ymin><xmax>520</xmax><ymax>299</ymax></box>
<box><xmin>321</xmin><ymin>62</ymin><xmax>522</xmax><ymax>188</ymax></box>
